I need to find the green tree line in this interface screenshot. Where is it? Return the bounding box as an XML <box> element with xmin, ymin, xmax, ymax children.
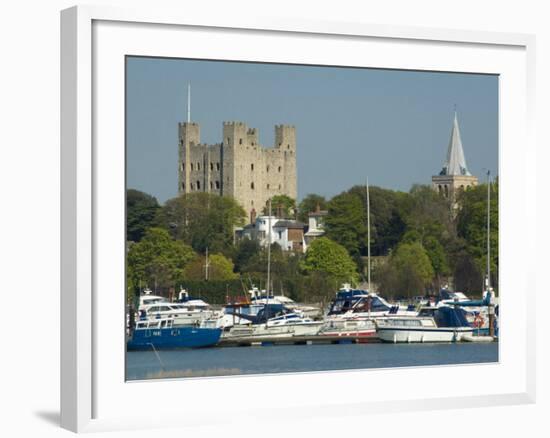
<box><xmin>126</xmin><ymin>180</ymin><xmax>498</xmax><ymax>304</ymax></box>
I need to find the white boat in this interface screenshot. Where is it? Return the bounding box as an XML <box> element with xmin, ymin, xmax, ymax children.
<box><xmin>375</xmin><ymin>306</ymin><xmax>473</xmax><ymax>343</ymax></box>
<box><xmin>138</xmin><ymin>288</ymin><xmax>220</xmax><ymax>327</ymax></box>
<box><xmin>246</xmin><ymin>287</ymin><xmax>321</xmax><ymax>319</ymax></box>
<box><xmin>319</xmin><ymin>317</ymin><xmax>377</xmax><ymax>341</ymax></box>
<box><xmin>221</xmin><ymin>305</ymin><xmax>323</xmax><ymax>339</ymax></box>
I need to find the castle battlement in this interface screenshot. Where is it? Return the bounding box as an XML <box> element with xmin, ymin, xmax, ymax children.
<box><xmin>178</xmin><ymin>121</ymin><xmax>297</xmax><ymax>218</ymax></box>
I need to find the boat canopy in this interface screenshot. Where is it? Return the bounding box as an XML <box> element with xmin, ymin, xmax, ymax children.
<box><xmin>419</xmin><ymin>307</ymin><xmax>470</xmax><ymax>328</ymax></box>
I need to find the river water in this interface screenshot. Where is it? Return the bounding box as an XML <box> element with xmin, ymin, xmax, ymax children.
<box><xmin>126</xmin><ymin>342</ymin><xmax>498</xmax><ymax>380</ymax></box>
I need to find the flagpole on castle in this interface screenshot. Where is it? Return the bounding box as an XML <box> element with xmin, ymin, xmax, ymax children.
<box><xmin>187</xmin><ymin>83</ymin><xmax>191</xmax><ymax>123</ymax></box>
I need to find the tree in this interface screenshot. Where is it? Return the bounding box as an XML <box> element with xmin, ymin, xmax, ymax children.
<box><xmin>233</xmin><ymin>238</ymin><xmax>261</xmax><ymax>273</ymax></box>
<box><xmin>297</xmin><ymin>194</ymin><xmax>327</xmax><ymax>223</ymax></box>
<box><xmin>302</xmin><ymin>237</ymin><xmax>359</xmax><ymax>283</ymax></box>
<box><xmin>324</xmin><ymin>192</ymin><xmax>366</xmax><ymax>258</ymax></box>
<box><xmin>456</xmin><ymin>180</ymin><xmax>498</xmax><ymax>290</ymax></box>
<box><xmin>348</xmin><ymin>185</ymin><xmax>408</xmax><ymax>256</ymax></box>
<box><xmin>156</xmin><ymin>192</ymin><xmax>246</xmax><ymax>253</ymax></box>
<box><xmin>127</xmin><ymin>227</ymin><xmax>195</xmax><ymax>292</ymax></box>
<box><xmin>262</xmin><ymin>194</ymin><xmax>296</xmax><ymax>218</ymax></box>
<box><xmin>376</xmin><ymin>242</ymin><xmax>434</xmax><ymax>299</ymax></box>
<box><xmin>126</xmin><ymin>189</ymin><xmax>160</xmax><ymax>242</ymax></box>
<box><xmin>182</xmin><ymin>253</ymin><xmax>239</xmax><ymax>281</ymax></box>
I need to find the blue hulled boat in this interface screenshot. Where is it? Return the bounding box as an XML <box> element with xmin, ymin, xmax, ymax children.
<box><xmin>127</xmin><ymin>318</ymin><xmax>222</xmax><ymax>350</ymax></box>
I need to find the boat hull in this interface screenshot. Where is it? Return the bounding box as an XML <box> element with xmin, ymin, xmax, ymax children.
<box><xmin>377</xmin><ymin>327</ymin><xmax>473</xmax><ymax>343</ymax></box>
<box><xmin>127</xmin><ymin>326</ymin><xmax>222</xmax><ymax>350</ymax></box>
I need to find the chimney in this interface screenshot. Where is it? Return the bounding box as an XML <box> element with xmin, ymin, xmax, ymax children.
<box><xmin>250</xmin><ymin>208</ymin><xmax>257</xmax><ymax>224</ymax></box>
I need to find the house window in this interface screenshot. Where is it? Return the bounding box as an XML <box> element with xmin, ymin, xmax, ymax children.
<box><xmin>278</xmin><ymin>231</ymin><xmax>282</xmax><ymax>239</ymax></box>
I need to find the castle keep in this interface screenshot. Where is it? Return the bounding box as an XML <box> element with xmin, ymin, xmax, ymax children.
<box><xmin>178</xmin><ymin>121</ymin><xmax>297</xmax><ymax>217</ymax></box>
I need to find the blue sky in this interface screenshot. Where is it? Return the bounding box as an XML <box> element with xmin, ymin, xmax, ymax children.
<box><xmin>126</xmin><ymin>57</ymin><xmax>498</xmax><ymax>203</ymax></box>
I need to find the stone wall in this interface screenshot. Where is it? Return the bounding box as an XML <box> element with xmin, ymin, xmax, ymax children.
<box><xmin>178</xmin><ymin>121</ymin><xmax>297</xmax><ymax>218</ymax></box>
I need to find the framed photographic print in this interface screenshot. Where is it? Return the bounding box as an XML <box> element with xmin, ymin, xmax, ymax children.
<box><xmin>61</xmin><ymin>5</ymin><xmax>536</xmax><ymax>433</ymax></box>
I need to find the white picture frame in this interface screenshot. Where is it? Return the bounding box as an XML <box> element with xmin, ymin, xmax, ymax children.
<box><xmin>60</xmin><ymin>4</ymin><xmax>536</xmax><ymax>433</ymax></box>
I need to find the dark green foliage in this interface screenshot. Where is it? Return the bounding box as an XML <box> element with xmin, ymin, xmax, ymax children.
<box><xmin>324</xmin><ymin>192</ymin><xmax>366</xmax><ymax>258</ymax></box>
<box><xmin>456</xmin><ymin>180</ymin><xmax>498</xmax><ymax>290</ymax></box>
<box><xmin>127</xmin><ymin>189</ymin><xmax>160</xmax><ymax>242</ymax></box>
<box><xmin>156</xmin><ymin>192</ymin><xmax>246</xmax><ymax>254</ymax></box>
<box><xmin>297</xmin><ymin>194</ymin><xmax>327</xmax><ymax>223</ymax></box>
<box><xmin>261</xmin><ymin>194</ymin><xmax>297</xmax><ymax>217</ymax></box>
<box><xmin>127</xmin><ymin>227</ymin><xmax>195</xmax><ymax>294</ymax></box>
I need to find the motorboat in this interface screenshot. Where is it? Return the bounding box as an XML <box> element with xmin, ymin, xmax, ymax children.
<box><xmin>221</xmin><ymin>304</ymin><xmax>322</xmax><ymax>340</ymax></box>
<box><xmin>375</xmin><ymin>306</ymin><xmax>474</xmax><ymax>343</ymax></box>
<box><xmin>127</xmin><ymin>317</ymin><xmax>222</xmax><ymax>350</ymax></box>
<box><xmin>139</xmin><ymin>288</ymin><xmax>221</xmax><ymax>327</ymax></box>
<box><xmin>326</xmin><ymin>284</ymin><xmax>418</xmax><ymax>319</ymax></box>
<box><xmin>318</xmin><ymin>317</ymin><xmax>377</xmax><ymax>342</ymax></box>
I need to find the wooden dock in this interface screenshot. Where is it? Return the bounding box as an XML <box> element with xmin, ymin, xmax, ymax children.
<box><xmin>218</xmin><ymin>334</ymin><xmax>380</xmax><ymax>347</ymax></box>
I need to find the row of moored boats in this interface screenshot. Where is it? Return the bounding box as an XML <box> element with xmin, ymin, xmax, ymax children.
<box><xmin>126</xmin><ymin>284</ymin><xmax>499</xmax><ymax>350</ymax></box>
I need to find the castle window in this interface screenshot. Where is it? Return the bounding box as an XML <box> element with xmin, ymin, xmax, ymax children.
<box><xmin>267</xmin><ymin>184</ymin><xmax>270</xmax><ymax>189</ymax></box>
<box><xmin>210</xmin><ymin>162</ymin><xmax>214</xmax><ymax>171</ymax></box>
<box><xmin>287</xmin><ymin>144</ymin><xmax>290</xmax><ymax>149</ymax></box>
<box><xmin>181</xmin><ymin>182</ymin><xmax>185</xmax><ymax>190</ymax></box>
<box><xmin>216</xmin><ymin>162</ymin><xmax>220</xmax><ymax>170</ymax></box>
<box><xmin>191</xmin><ymin>183</ymin><xmax>195</xmax><ymax>190</ymax></box>
<box><xmin>197</xmin><ymin>162</ymin><xmax>201</xmax><ymax>171</ymax></box>
<box><xmin>278</xmin><ymin>184</ymin><xmax>281</xmax><ymax>190</ymax></box>
<box><xmin>266</xmin><ymin>165</ymin><xmax>270</xmax><ymax>172</ymax></box>
<box><xmin>226</xmin><ymin>137</ymin><xmax>230</xmax><ymax>144</ymax></box>
<box><xmin>239</xmin><ymin>138</ymin><xmax>243</xmax><ymax>145</ymax></box>
<box><xmin>251</xmin><ymin>182</ymin><xmax>255</xmax><ymax>190</ymax></box>
<box><xmin>251</xmin><ymin>164</ymin><xmax>254</xmax><ymax>171</ymax></box>
<box><xmin>210</xmin><ymin>181</ymin><xmax>213</xmax><ymax>189</ymax></box>
<box><xmin>190</xmin><ymin>163</ymin><xmax>194</xmax><ymax>171</ymax></box>
<box><xmin>278</xmin><ymin>166</ymin><xmax>282</xmax><ymax>173</ymax></box>
<box><xmin>197</xmin><ymin>181</ymin><xmax>201</xmax><ymax>190</ymax></box>
<box><xmin>181</xmin><ymin>162</ymin><xmax>185</xmax><ymax>172</ymax></box>
<box><xmin>215</xmin><ymin>181</ymin><xmax>220</xmax><ymax>189</ymax></box>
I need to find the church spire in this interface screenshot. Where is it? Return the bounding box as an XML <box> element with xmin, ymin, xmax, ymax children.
<box><xmin>440</xmin><ymin>111</ymin><xmax>471</xmax><ymax>176</ymax></box>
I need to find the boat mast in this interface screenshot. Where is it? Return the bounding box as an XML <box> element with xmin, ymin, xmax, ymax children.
<box><xmin>266</xmin><ymin>199</ymin><xmax>272</xmax><ymax>325</ymax></box>
<box><xmin>486</xmin><ymin>170</ymin><xmax>496</xmax><ymax>337</ymax></box>
<box><xmin>204</xmin><ymin>247</ymin><xmax>210</xmax><ymax>281</ymax></box>
<box><xmin>366</xmin><ymin>178</ymin><xmax>371</xmax><ymax>293</ymax></box>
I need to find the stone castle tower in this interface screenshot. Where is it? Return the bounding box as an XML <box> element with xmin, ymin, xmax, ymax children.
<box><xmin>178</xmin><ymin>120</ymin><xmax>297</xmax><ymax>218</ymax></box>
<box><xmin>432</xmin><ymin>111</ymin><xmax>478</xmax><ymax>203</ymax></box>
